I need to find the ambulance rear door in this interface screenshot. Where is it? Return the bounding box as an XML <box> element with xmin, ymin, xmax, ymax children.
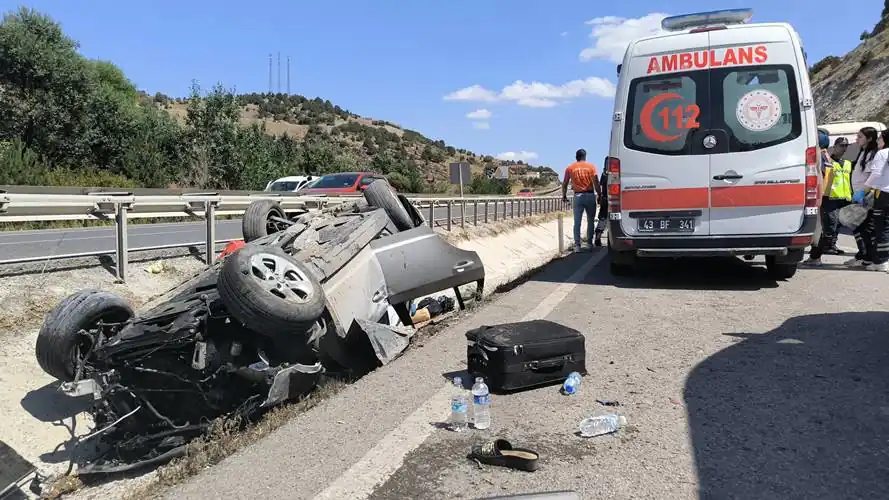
<box><xmin>618</xmin><ymin>31</ymin><xmax>712</xmax><ymax>237</ymax></box>
<box><xmin>706</xmin><ymin>27</ymin><xmax>808</xmax><ymax>236</ymax></box>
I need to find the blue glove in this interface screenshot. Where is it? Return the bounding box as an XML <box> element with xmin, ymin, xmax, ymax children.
<box><xmin>853</xmin><ymin>190</ymin><xmax>866</xmax><ymax>203</ymax></box>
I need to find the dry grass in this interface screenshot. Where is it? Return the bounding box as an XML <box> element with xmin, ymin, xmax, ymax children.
<box><xmin>40</xmin><ymin>474</ymin><xmax>85</xmax><ymax>499</ymax></box>
<box><xmin>439</xmin><ymin>210</ymin><xmax>567</xmax><ymax>245</ymax></box>
<box><xmin>120</xmin><ymin>377</ymin><xmax>346</xmax><ymax>500</ymax></box>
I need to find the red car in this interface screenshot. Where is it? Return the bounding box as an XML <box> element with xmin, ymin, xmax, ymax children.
<box><xmin>298</xmin><ymin>172</ymin><xmax>386</xmax><ymax>196</ymax></box>
<box><xmin>516</xmin><ymin>188</ymin><xmax>534</xmax><ymax>197</ymax></box>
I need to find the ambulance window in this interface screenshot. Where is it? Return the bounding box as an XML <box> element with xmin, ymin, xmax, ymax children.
<box><xmin>625</xmin><ymin>76</ymin><xmax>699</xmax><ymax>155</ymax></box>
<box><xmin>720</xmin><ymin>67</ymin><xmax>801</xmax><ymax>151</ymax></box>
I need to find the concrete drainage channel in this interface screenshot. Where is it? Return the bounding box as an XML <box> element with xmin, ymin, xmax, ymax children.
<box><xmin>0</xmin><ymin>210</ymin><xmax>579</xmax><ymax>500</ymax></box>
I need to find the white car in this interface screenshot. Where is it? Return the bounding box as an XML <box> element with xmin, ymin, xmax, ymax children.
<box><xmin>265</xmin><ymin>175</ymin><xmax>318</xmax><ymax>192</ymax></box>
<box><xmin>605</xmin><ymin>8</ymin><xmax>820</xmax><ymax>280</ymax></box>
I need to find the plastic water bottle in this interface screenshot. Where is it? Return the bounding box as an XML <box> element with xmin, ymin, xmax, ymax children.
<box><xmin>579</xmin><ymin>414</ymin><xmax>627</xmax><ymax>438</ymax></box>
<box><xmin>448</xmin><ymin>377</ymin><xmax>469</xmax><ymax>432</ymax></box>
<box><xmin>562</xmin><ymin>371</ymin><xmax>582</xmax><ymax>395</ymax></box>
<box><xmin>471</xmin><ymin>377</ymin><xmax>491</xmax><ymax>430</ymax></box>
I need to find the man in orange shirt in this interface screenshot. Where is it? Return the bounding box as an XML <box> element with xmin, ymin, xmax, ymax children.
<box><xmin>561</xmin><ymin>149</ymin><xmax>602</xmax><ymax>252</ymax></box>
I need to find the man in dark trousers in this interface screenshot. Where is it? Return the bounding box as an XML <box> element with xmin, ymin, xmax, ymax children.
<box><xmin>593</xmin><ymin>167</ymin><xmax>608</xmax><ymax>247</ymax></box>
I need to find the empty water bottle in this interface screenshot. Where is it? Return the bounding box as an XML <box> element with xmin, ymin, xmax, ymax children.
<box><xmin>449</xmin><ymin>377</ymin><xmax>469</xmax><ymax>432</ymax></box>
<box><xmin>578</xmin><ymin>413</ymin><xmax>627</xmax><ymax>438</ymax></box>
<box><xmin>562</xmin><ymin>371</ymin><xmax>582</xmax><ymax>395</ymax></box>
<box><xmin>471</xmin><ymin>377</ymin><xmax>491</xmax><ymax>430</ymax></box>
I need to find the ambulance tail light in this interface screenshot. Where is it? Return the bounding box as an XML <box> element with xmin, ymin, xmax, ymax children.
<box><xmin>606</xmin><ymin>156</ymin><xmax>621</xmax><ymax>211</ymax></box>
<box><xmin>804</xmin><ymin>146</ymin><xmax>819</xmax><ymax>208</ymax></box>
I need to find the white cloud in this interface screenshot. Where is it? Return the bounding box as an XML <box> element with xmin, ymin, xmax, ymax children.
<box><xmin>444</xmin><ymin>84</ymin><xmax>498</xmax><ymax>102</ymax></box>
<box><xmin>496</xmin><ymin>151</ymin><xmax>539</xmax><ymax>162</ymax></box>
<box><xmin>472</xmin><ymin>121</ymin><xmax>490</xmax><ymax>130</ymax></box>
<box><xmin>466</xmin><ymin>108</ymin><xmax>492</xmax><ymax>120</ymax></box>
<box><xmin>444</xmin><ymin>77</ymin><xmax>615</xmax><ymax>109</ymax></box>
<box><xmin>579</xmin><ymin>13</ymin><xmax>668</xmax><ymax>63</ymax></box>
<box><xmin>560</xmin><ymin>31</ymin><xmax>569</xmax><ymax>37</ymax></box>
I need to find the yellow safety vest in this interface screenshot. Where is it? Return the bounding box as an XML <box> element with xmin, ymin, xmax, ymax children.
<box><xmin>824</xmin><ymin>159</ymin><xmax>852</xmax><ymax>201</ymax></box>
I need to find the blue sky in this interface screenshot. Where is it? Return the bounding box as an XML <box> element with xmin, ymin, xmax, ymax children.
<box><xmin>13</xmin><ymin>1</ymin><xmax>881</xmax><ymax>173</ymax></box>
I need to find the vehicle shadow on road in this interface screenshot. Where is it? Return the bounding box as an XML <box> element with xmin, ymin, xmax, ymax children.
<box><xmin>685</xmin><ymin>312</ymin><xmax>889</xmax><ymax>500</ymax></box>
<box><xmin>547</xmin><ymin>253</ymin><xmax>781</xmax><ymax>291</ymax></box>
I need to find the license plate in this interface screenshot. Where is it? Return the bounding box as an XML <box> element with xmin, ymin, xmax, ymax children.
<box><xmin>637</xmin><ymin>217</ymin><xmax>695</xmax><ymax>233</ymax></box>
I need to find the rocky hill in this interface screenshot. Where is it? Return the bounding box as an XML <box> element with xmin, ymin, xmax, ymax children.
<box><xmin>811</xmin><ymin>7</ymin><xmax>889</xmax><ymax>124</ymax></box>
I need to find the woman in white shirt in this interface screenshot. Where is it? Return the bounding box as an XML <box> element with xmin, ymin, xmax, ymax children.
<box><xmin>845</xmin><ymin>126</ymin><xmax>880</xmax><ymax>267</ymax></box>
<box><xmin>861</xmin><ymin>129</ymin><xmax>889</xmax><ymax>272</ymax></box>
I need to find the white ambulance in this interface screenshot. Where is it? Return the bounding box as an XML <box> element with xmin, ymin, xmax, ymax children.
<box><xmin>606</xmin><ymin>9</ymin><xmax>820</xmax><ymax>280</ymax></box>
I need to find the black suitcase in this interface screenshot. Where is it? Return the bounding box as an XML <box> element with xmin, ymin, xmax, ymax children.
<box><xmin>466</xmin><ymin>320</ymin><xmax>587</xmax><ymax>393</ymax></box>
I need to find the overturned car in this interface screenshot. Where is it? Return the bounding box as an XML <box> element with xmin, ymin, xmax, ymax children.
<box><xmin>34</xmin><ymin>180</ymin><xmax>485</xmax><ymax>475</ymax></box>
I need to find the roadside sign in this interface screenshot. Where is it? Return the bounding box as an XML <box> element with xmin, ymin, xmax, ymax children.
<box><xmin>449</xmin><ymin>162</ymin><xmax>471</xmax><ymax>185</ymax></box>
<box><xmin>494</xmin><ymin>166</ymin><xmax>509</xmax><ymax>179</ymax></box>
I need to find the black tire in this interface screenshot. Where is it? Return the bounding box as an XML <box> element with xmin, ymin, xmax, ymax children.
<box><xmin>218</xmin><ymin>244</ymin><xmax>326</xmax><ymax>337</ymax></box>
<box><xmin>242</xmin><ymin>200</ymin><xmax>288</xmax><ymax>243</ymax></box>
<box><xmin>607</xmin><ymin>242</ymin><xmax>634</xmax><ymax>276</ymax></box>
<box><xmin>766</xmin><ymin>256</ymin><xmax>798</xmax><ymax>280</ymax></box>
<box><xmin>35</xmin><ymin>290</ymin><xmax>134</xmax><ymax>382</ymax></box>
<box><xmin>363</xmin><ymin>180</ymin><xmax>415</xmax><ymax>231</ymax></box>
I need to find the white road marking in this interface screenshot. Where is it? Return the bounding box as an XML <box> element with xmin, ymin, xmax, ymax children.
<box><xmin>313</xmin><ymin>250</ymin><xmax>606</xmax><ymax>500</ymax></box>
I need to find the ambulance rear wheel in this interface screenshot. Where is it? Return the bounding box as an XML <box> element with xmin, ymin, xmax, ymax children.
<box><xmin>765</xmin><ymin>256</ymin><xmax>798</xmax><ymax>280</ymax></box>
<box><xmin>607</xmin><ymin>243</ymin><xmax>635</xmax><ymax>276</ymax></box>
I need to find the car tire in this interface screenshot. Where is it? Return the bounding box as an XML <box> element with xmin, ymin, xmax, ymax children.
<box><xmin>35</xmin><ymin>290</ymin><xmax>134</xmax><ymax>382</ymax></box>
<box><xmin>218</xmin><ymin>245</ymin><xmax>326</xmax><ymax>338</ymax></box>
<box><xmin>363</xmin><ymin>180</ymin><xmax>415</xmax><ymax>231</ymax></box>
<box><xmin>765</xmin><ymin>256</ymin><xmax>798</xmax><ymax>280</ymax></box>
<box><xmin>242</xmin><ymin>200</ymin><xmax>288</xmax><ymax>243</ymax></box>
<box><xmin>607</xmin><ymin>242</ymin><xmax>634</xmax><ymax>276</ymax></box>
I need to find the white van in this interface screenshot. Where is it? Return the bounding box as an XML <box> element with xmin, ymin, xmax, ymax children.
<box><xmin>264</xmin><ymin>175</ymin><xmax>317</xmax><ymax>193</ymax></box>
<box><xmin>606</xmin><ymin>9</ymin><xmax>820</xmax><ymax>280</ymax></box>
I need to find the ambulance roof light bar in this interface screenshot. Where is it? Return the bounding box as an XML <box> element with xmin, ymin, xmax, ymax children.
<box><xmin>661</xmin><ymin>8</ymin><xmax>754</xmax><ymax>32</ymax></box>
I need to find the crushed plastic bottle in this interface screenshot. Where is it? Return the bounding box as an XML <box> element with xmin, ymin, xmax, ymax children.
<box><xmin>449</xmin><ymin>377</ymin><xmax>469</xmax><ymax>432</ymax></box>
<box><xmin>562</xmin><ymin>371</ymin><xmax>582</xmax><ymax>395</ymax></box>
<box><xmin>471</xmin><ymin>377</ymin><xmax>491</xmax><ymax>430</ymax></box>
<box><xmin>578</xmin><ymin>413</ymin><xmax>627</xmax><ymax>438</ymax></box>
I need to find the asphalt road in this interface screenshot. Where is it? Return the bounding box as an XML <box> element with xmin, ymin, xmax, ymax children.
<box><xmin>169</xmin><ymin>233</ymin><xmax>889</xmax><ymax>500</ymax></box>
<box><xmin>0</xmin><ymin>201</ymin><xmax>534</xmax><ymax>262</ymax></box>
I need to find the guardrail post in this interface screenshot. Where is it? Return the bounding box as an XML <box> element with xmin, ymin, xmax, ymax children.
<box><xmin>483</xmin><ymin>201</ymin><xmax>489</xmax><ymax>224</ymax></box>
<box><xmin>447</xmin><ymin>201</ymin><xmax>453</xmax><ymax>231</ymax></box>
<box><xmin>428</xmin><ymin>202</ymin><xmax>435</xmax><ymax>228</ymax></box>
<box><xmin>205</xmin><ymin>201</ymin><xmax>218</xmax><ymax>266</ymax></box>
<box><xmin>460</xmin><ymin>200</ymin><xmax>466</xmax><ymax>229</ymax></box>
<box><xmin>494</xmin><ymin>201</ymin><xmax>499</xmax><ymax>222</ymax></box>
<box><xmin>473</xmin><ymin>200</ymin><xmax>478</xmax><ymax>226</ymax></box>
<box><xmin>115</xmin><ymin>203</ymin><xmax>129</xmax><ymax>282</ymax></box>
<box><xmin>558</xmin><ymin>212</ymin><xmax>565</xmax><ymax>254</ymax></box>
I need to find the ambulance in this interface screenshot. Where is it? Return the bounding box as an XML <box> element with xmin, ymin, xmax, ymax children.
<box><xmin>605</xmin><ymin>9</ymin><xmax>820</xmax><ymax>280</ymax></box>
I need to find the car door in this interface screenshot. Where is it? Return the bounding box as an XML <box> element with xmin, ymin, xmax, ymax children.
<box><xmin>618</xmin><ymin>32</ymin><xmax>712</xmax><ymax>237</ymax></box>
<box><xmin>707</xmin><ymin>31</ymin><xmax>807</xmax><ymax>235</ymax></box>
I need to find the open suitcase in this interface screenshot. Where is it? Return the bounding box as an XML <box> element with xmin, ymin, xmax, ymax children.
<box><xmin>466</xmin><ymin>320</ymin><xmax>587</xmax><ymax>393</ymax></box>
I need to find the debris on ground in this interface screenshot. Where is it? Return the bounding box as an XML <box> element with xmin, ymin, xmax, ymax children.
<box><xmin>27</xmin><ymin>180</ymin><xmax>486</xmax><ymax>486</ymax></box>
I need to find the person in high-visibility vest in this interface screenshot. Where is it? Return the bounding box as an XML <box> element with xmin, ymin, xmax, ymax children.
<box><xmin>803</xmin><ymin>135</ymin><xmax>853</xmax><ymax>266</ymax></box>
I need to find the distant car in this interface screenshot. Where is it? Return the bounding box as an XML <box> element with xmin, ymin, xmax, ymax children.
<box><xmin>516</xmin><ymin>188</ymin><xmax>534</xmax><ymax>197</ymax></box>
<box><xmin>297</xmin><ymin>172</ymin><xmax>387</xmax><ymax>196</ymax></box>
<box><xmin>265</xmin><ymin>175</ymin><xmax>318</xmax><ymax>192</ymax></box>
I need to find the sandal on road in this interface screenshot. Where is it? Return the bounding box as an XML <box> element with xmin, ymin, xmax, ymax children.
<box><xmin>467</xmin><ymin>439</ymin><xmax>539</xmax><ymax>472</ymax></box>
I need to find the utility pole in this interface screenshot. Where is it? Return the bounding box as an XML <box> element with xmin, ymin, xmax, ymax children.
<box><xmin>268</xmin><ymin>53</ymin><xmax>273</xmax><ymax>93</ymax></box>
<box><xmin>286</xmin><ymin>56</ymin><xmax>291</xmax><ymax>95</ymax></box>
<box><xmin>277</xmin><ymin>52</ymin><xmax>281</xmax><ymax>93</ymax></box>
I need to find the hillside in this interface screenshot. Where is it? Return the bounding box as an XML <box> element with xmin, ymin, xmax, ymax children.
<box><xmin>0</xmin><ymin>7</ymin><xmax>558</xmax><ymax>195</ymax></box>
<box><xmin>811</xmin><ymin>6</ymin><xmax>889</xmax><ymax>124</ymax></box>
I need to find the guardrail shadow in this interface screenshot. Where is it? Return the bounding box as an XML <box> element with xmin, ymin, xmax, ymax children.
<box><xmin>685</xmin><ymin>312</ymin><xmax>889</xmax><ymax>499</ymax></box>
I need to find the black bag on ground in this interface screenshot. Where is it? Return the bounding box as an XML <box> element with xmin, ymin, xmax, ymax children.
<box><xmin>466</xmin><ymin>320</ymin><xmax>587</xmax><ymax>393</ymax></box>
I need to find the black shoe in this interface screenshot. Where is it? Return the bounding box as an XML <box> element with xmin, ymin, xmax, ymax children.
<box><xmin>594</xmin><ymin>232</ymin><xmax>603</xmax><ymax>247</ymax></box>
<box><xmin>467</xmin><ymin>439</ymin><xmax>539</xmax><ymax>472</ymax></box>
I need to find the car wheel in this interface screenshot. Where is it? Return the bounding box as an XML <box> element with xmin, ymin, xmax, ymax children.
<box><xmin>218</xmin><ymin>245</ymin><xmax>326</xmax><ymax>338</ymax></box>
<box><xmin>607</xmin><ymin>242</ymin><xmax>634</xmax><ymax>276</ymax></box>
<box><xmin>35</xmin><ymin>290</ymin><xmax>134</xmax><ymax>381</ymax></box>
<box><xmin>242</xmin><ymin>200</ymin><xmax>289</xmax><ymax>243</ymax></box>
<box><xmin>363</xmin><ymin>180</ymin><xmax>415</xmax><ymax>231</ymax></box>
<box><xmin>765</xmin><ymin>256</ymin><xmax>798</xmax><ymax>280</ymax></box>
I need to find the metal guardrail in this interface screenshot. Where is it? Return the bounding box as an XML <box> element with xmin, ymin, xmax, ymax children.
<box><xmin>0</xmin><ymin>191</ymin><xmax>569</xmax><ymax>281</ymax></box>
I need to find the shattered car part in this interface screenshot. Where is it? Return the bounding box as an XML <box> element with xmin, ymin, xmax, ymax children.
<box><xmin>33</xmin><ymin>180</ymin><xmax>484</xmax><ymax>476</ymax></box>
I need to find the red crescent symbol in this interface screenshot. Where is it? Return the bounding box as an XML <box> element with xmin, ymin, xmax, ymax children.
<box><xmin>640</xmin><ymin>92</ymin><xmax>682</xmax><ymax>143</ymax></box>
